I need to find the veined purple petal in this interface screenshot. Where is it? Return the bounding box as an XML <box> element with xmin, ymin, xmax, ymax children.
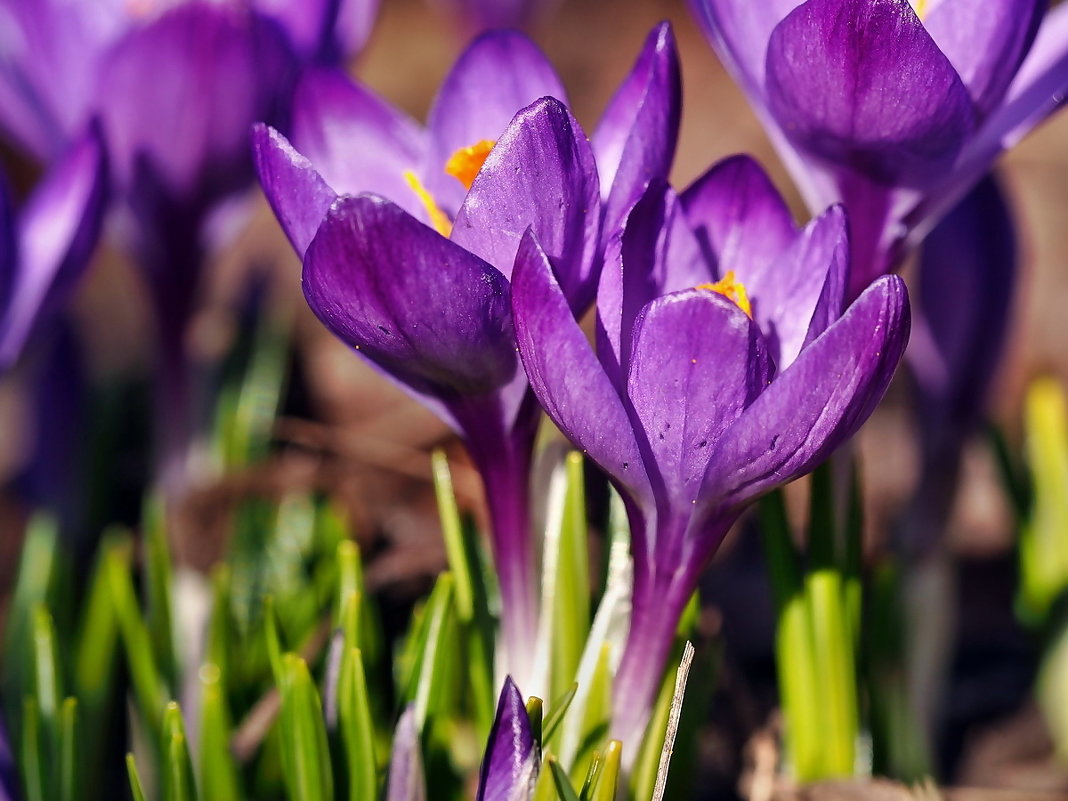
<box><xmin>476</xmin><ymin>677</ymin><xmax>538</xmax><ymax>801</ymax></box>
<box><xmin>627</xmin><ymin>289</ymin><xmax>772</xmax><ymax>515</ymax></box>
<box><xmin>922</xmin><ymin>0</ymin><xmax>1043</xmax><ymax>117</ymax></box>
<box><xmin>751</xmin><ymin>204</ymin><xmax>849</xmax><ymax>370</ymax></box>
<box><xmin>452</xmin><ymin>98</ymin><xmax>600</xmax><ymax>308</ymax></box>
<box><xmin>697</xmin><ymin>274</ymin><xmax>910</xmax><ymax>516</ymax></box>
<box><xmin>290</xmin><ymin>67</ymin><xmax>426</xmax><ymax>221</ymax></box>
<box><xmin>0</xmin><ymin>128</ymin><xmax>107</xmax><ymax>369</ymax></box>
<box><xmin>96</xmin><ymin>3</ymin><xmax>297</xmax><ymax>203</ymax></box>
<box><xmin>252</xmin><ymin>124</ymin><xmax>337</xmax><ymax>256</ymax></box>
<box><xmin>680</xmin><ymin>154</ymin><xmax>796</xmax><ymax>283</ymax></box>
<box><xmin>765</xmin><ymin>0</ymin><xmax>976</xmax><ymax>187</ymax></box>
<box><xmin>387</xmin><ymin>706</ymin><xmax>426</xmax><ymax>801</ymax></box>
<box><xmin>424</xmin><ymin>30</ymin><xmax>567</xmax><ymax>214</ymax></box>
<box><xmin>592</xmin><ymin>22</ymin><xmax>681</xmax><ymax>234</ymax></box>
<box><xmin>303</xmin><ymin>195</ymin><xmax>517</xmax><ymax>400</ymax></box>
<box><xmin>511</xmin><ymin>231</ymin><xmax>653</xmax><ymax>512</ymax></box>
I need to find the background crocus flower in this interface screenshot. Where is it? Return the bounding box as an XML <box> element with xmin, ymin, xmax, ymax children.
<box><xmin>476</xmin><ymin>677</ymin><xmax>538</xmax><ymax>801</ymax></box>
<box><xmin>387</xmin><ymin>706</ymin><xmax>427</xmax><ymax>801</ymax></box>
<box><xmin>691</xmin><ymin>0</ymin><xmax>1068</xmax><ymax>299</ymax></box>
<box><xmin>0</xmin><ymin>128</ymin><xmax>107</xmax><ymax>371</ymax></box>
<box><xmin>511</xmin><ymin>157</ymin><xmax>911</xmax><ymax>748</ymax></box>
<box><xmin>292</xmin><ymin>95</ymin><xmax>600</xmax><ymax>691</ymax></box>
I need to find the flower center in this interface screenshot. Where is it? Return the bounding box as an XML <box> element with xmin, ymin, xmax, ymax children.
<box><xmin>696</xmin><ymin>271</ymin><xmax>753</xmax><ymax>318</ymax></box>
<box><xmin>403</xmin><ymin>170</ymin><xmax>452</xmax><ymax>237</ymax></box>
<box><xmin>445</xmin><ymin>139</ymin><xmax>496</xmax><ymax>191</ymax></box>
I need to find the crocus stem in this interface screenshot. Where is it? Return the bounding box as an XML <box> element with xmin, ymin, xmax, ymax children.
<box><xmin>610</xmin><ymin>573</ymin><xmax>691</xmax><ymax>753</ymax></box>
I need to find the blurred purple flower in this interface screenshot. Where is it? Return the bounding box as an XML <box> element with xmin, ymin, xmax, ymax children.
<box><xmin>476</xmin><ymin>677</ymin><xmax>538</xmax><ymax>801</ymax></box>
<box><xmin>511</xmin><ymin>158</ymin><xmax>911</xmax><ymax>746</ymax></box>
<box><xmin>0</xmin><ymin>128</ymin><xmax>107</xmax><ymax>370</ymax></box>
<box><xmin>387</xmin><ymin>706</ymin><xmax>426</xmax><ymax>801</ymax></box>
<box><xmin>905</xmin><ymin>173</ymin><xmax>1016</xmax><ymax>553</ymax></box>
<box><xmin>691</xmin><ymin>0</ymin><xmax>1068</xmax><ymax>298</ymax></box>
<box><xmin>254</xmin><ymin>26</ymin><xmax>678</xmax><ymax>686</ymax></box>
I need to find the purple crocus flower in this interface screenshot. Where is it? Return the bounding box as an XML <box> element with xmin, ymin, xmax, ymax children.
<box><xmin>476</xmin><ymin>677</ymin><xmax>538</xmax><ymax>801</ymax></box>
<box><xmin>511</xmin><ymin>156</ymin><xmax>911</xmax><ymax>748</ymax></box>
<box><xmin>905</xmin><ymin>173</ymin><xmax>1016</xmax><ymax>554</ymax></box>
<box><xmin>254</xmin><ymin>26</ymin><xmax>677</xmax><ymax>689</ymax></box>
<box><xmin>0</xmin><ymin>128</ymin><xmax>107</xmax><ymax>370</ymax></box>
<box><xmin>387</xmin><ymin>706</ymin><xmax>427</xmax><ymax>801</ymax></box>
<box><xmin>691</xmin><ymin>0</ymin><xmax>1068</xmax><ymax>299</ymax></box>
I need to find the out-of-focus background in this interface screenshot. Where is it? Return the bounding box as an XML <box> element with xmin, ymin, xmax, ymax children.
<box><xmin>2</xmin><ymin>0</ymin><xmax>1067</xmax><ymax>794</ymax></box>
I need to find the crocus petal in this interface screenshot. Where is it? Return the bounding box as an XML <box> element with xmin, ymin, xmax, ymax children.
<box><xmin>511</xmin><ymin>230</ymin><xmax>653</xmax><ymax>509</ymax></box>
<box><xmin>387</xmin><ymin>706</ymin><xmax>427</xmax><ymax>801</ymax></box>
<box><xmin>688</xmin><ymin>0</ymin><xmax>802</xmax><ymax>99</ymax></box>
<box><xmin>424</xmin><ymin>30</ymin><xmax>567</xmax><ymax>214</ymax></box>
<box><xmin>452</xmin><ymin>98</ymin><xmax>600</xmax><ymax>308</ymax></box>
<box><xmin>697</xmin><ymin>274</ymin><xmax>910</xmax><ymax>514</ymax></box>
<box><xmin>254</xmin><ymin>0</ymin><xmax>380</xmax><ymax>61</ymax></box>
<box><xmin>252</xmin><ymin>124</ymin><xmax>337</xmax><ymax>256</ymax></box>
<box><xmin>290</xmin><ymin>67</ymin><xmax>426</xmax><ymax>220</ymax></box>
<box><xmin>922</xmin><ymin>0</ymin><xmax>1043</xmax><ymax>116</ymax></box>
<box><xmin>627</xmin><ymin>289</ymin><xmax>772</xmax><ymax>512</ymax></box>
<box><xmin>96</xmin><ymin>4</ymin><xmax>297</xmax><ymax>202</ymax></box>
<box><xmin>592</xmin><ymin>22</ymin><xmax>681</xmax><ymax>234</ymax></box>
<box><xmin>751</xmin><ymin>204</ymin><xmax>850</xmax><ymax>369</ymax></box>
<box><xmin>476</xmin><ymin>677</ymin><xmax>538</xmax><ymax>801</ymax></box>
<box><xmin>303</xmin><ymin>195</ymin><xmax>517</xmax><ymax>400</ymax></box>
<box><xmin>912</xmin><ymin>174</ymin><xmax>1015</xmax><ymax>439</ymax></box>
<box><xmin>0</xmin><ymin>178</ymin><xmax>13</xmax><ymax>318</ymax></box>
<box><xmin>680</xmin><ymin>154</ymin><xmax>796</xmax><ymax>283</ymax></box>
<box><xmin>0</xmin><ymin>129</ymin><xmax>107</xmax><ymax>368</ymax></box>
<box><xmin>764</xmin><ymin>0</ymin><xmax>976</xmax><ymax>187</ymax></box>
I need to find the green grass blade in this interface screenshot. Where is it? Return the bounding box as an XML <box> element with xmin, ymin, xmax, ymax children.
<box><xmin>198</xmin><ymin>664</ymin><xmax>240</xmax><ymax>801</ymax></box>
<box><xmin>59</xmin><ymin>697</ymin><xmax>77</xmax><ymax>801</ymax></box>
<box><xmin>126</xmin><ymin>754</ymin><xmax>147</xmax><ymax>801</ymax></box>
<box><xmin>30</xmin><ymin>605</ymin><xmax>61</xmax><ymax>764</ymax></box>
<box><xmin>542</xmin><ymin>683</ymin><xmax>577</xmax><ymax>746</ymax></box>
<box><xmin>400</xmin><ymin>572</ymin><xmax>458</xmax><ymax>731</ymax></box>
<box><xmin>20</xmin><ymin>698</ymin><xmax>44</xmax><ymax>801</ymax></box>
<box><xmin>338</xmin><ymin>648</ymin><xmax>377</xmax><ymax>801</ymax></box>
<box><xmin>162</xmin><ymin>702</ymin><xmax>197</xmax><ymax>801</ymax></box>
<box><xmin>144</xmin><ymin>494</ymin><xmax>178</xmax><ymax>689</ymax></box>
<box><xmin>278</xmin><ymin>654</ymin><xmax>333</xmax><ymax>801</ymax></box>
<box><xmin>549</xmin><ymin>758</ymin><xmax>580</xmax><ymax>801</ymax></box>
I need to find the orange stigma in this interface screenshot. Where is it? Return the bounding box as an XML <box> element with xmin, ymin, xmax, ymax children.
<box><xmin>445</xmin><ymin>140</ymin><xmax>496</xmax><ymax>191</ymax></box>
<box><xmin>403</xmin><ymin>170</ymin><xmax>452</xmax><ymax>237</ymax></box>
<box><xmin>696</xmin><ymin>271</ymin><xmax>753</xmax><ymax>317</ymax></box>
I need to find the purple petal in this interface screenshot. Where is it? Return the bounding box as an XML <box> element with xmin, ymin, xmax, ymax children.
<box><xmin>476</xmin><ymin>677</ymin><xmax>538</xmax><ymax>801</ymax></box>
<box><xmin>922</xmin><ymin>0</ymin><xmax>1043</xmax><ymax>116</ymax></box>
<box><xmin>0</xmin><ymin>128</ymin><xmax>107</xmax><ymax>368</ymax></box>
<box><xmin>254</xmin><ymin>0</ymin><xmax>380</xmax><ymax>60</ymax></box>
<box><xmin>627</xmin><ymin>289</ymin><xmax>772</xmax><ymax>513</ymax></box>
<box><xmin>597</xmin><ymin>182</ymin><xmax>709</xmax><ymax>391</ymax></box>
<box><xmin>751</xmin><ymin>204</ymin><xmax>850</xmax><ymax>370</ymax></box>
<box><xmin>451</xmin><ymin>98</ymin><xmax>600</xmax><ymax>308</ymax></box>
<box><xmin>764</xmin><ymin>0</ymin><xmax>976</xmax><ymax>186</ymax></box>
<box><xmin>290</xmin><ymin>67</ymin><xmax>426</xmax><ymax>220</ymax></box>
<box><xmin>0</xmin><ymin>713</ymin><xmax>14</xmax><ymax>801</ymax></box>
<box><xmin>0</xmin><ymin>178</ymin><xmax>14</xmax><ymax>318</ymax></box>
<box><xmin>303</xmin><ymin>195</ymin><xmax>517</xmax><ymax>400</ymax></box>
<box><xmin>680</xmin><ymin>154</ymin><xmax>796</xmax><ymax>283</ymax></box>
<box><xmin>697</xmin><ymin>274</ymin><xmax>910</xmax><ymax>514</ymax></box>
<box><xmin>96</xmin><ymin>4</ymin><xmax>297</xmax><ymax>202</ymax></box>
<box><xmin>911</xmin><ymin>174</ymin><xmax>1014</xmax><ymax>441</ymax></box>
<box><xmin>511</xmin><ymin>231</ymin><xmax>653</xmax><ymax>510</ymax></box>
<box><xmin>252</xmin><ymin>124</ymin><xmax>337</xmax><ymax>256</ymax></box>
<box><xmin>424</xmin><ymin>30</ymin><xmax>567</xmax><ymax>214</ymax></box>
<box><xmin>387</xmin><ymin>706</ymin><xmax>427</xmax><ymax>801</ymax></box>
<box><xmin>592</xmin><ymin>22</ymin><xmax>681</xmax><ymax>233</ymax></box>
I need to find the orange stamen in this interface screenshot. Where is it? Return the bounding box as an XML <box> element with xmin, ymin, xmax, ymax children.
<box><xmin>696</xmin><ymin>270</ymin><xmax>753</xmax><ymax>318</ymax></box>
<box><xmin>445</xmin><ymin>140</ymin><xmax>496</xmax><ymax>191</ymax></box>
<box><xmin>403</xmin><ymin>170</ymin><xmax>452</xmax><ymax>237</ymax></box>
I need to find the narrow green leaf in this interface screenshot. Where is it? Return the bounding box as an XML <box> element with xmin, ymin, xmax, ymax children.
<box><xmin>21</xmin><ymin>698</ymin><xmax>44</xmax><ymax>801</ymax></box>
<box><xmin>589</xmin><ymin>740</ymin><xmax>621</xmax><ymax>801</ymax></box>
<box><xmin>400</xmin><ymin>572</ymin><xmax>458</xmax><ymax>731</ymax></box>
<box><xmin>126</xmin><ymin>754</ymin><xmax>147</xmax><ymax>801</ymax></box>
<box><xmin>338</xmin><ymin>648</ymin><xmax>377</xmax><ymax>801</ymax></box>
<box><xmin>569</xmin><ymin>644</ymin><xmax>612</xmax><ymax>784</ymax></box>
<box><xmin>264</xmin><ymin>596</ymin><xmax>284</xmax><ymax>685</ymax></box>
<box><xmin>144</xmin><ymin>493</ymin><xmax>178</xmax><ymax>689</ymax></box>
<box><xmin>162</xmin><ymin>702</ymin><xmax>197</xmax><ymax>801</ymax></box>
<box><xmin>74</xmin><ymin>531</ymin><xmax>123</xmax><ymax>704</ymax></box>
<box><xmin>206</xmin><ymin>566</ymin><xmax>232</xmax><ymax>680</ymax></box>
<box><xmin>552</xmin><ymin>453</ymin><xmax>590</xmax><ymax>701</ymax></box>
<box><xmin>278</xmin><ymin>654</ymin><xmax>333</xmax><ymax>801</ymax></box>
<box><xmin>542</xmin><ymin>684</ymin><xmax>577</xmax><ymax>746</ymax></box>
<box><xmin>549</xmin><ymin>758</ymin><xmax>581</xmax><ymax>801</ymax></box>
<box><xmin>526</xmin><ymin>696</ymin><xmax>544</xmax><ymax>749</ymax></box>
<box><xmin>59</xmin><ymin>698</ymin><xmax>77</xmax><ymax>801</ymax></box>
<box><xmin>31</xmin><ymin>605</ymin><xmax>61</xmax><ymax>760</ymax></box>
<box><xmin>198</xmin><ymin>664</ymin><xmax>240</xmax><ymax>801</ymax></box>
<box><xmin>531</xmin><ymin>753</ymin><xmax>558</xmax><ymax>801</ymax></box>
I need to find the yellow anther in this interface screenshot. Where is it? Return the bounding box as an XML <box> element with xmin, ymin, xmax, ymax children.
<box><xmin>696</xmin><ymin>270</ymin><xmax>753</xmax><ymax>318</ymax></box>
<box><xmin>445</xmin><ymin>140</ymin><xmax>496</xmax><ymax>191</ymax></box>
<box><xmin>403</xmin><ymin>170</ymin><xmax>452</xmax><ymax>237</ymax></box>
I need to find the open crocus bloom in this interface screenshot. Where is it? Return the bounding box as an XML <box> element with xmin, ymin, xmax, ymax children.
<box><xmin>0</xmin><ymin>128</ymin><xmax>107</xmax><ymax>370</ymax></box>
<box><xmin>511</xmin><ymin>156</ymin><xmax>911</xmax><ymax>747</ymax></box>
<box><xmin>255</xmin><ymin>25</ymin><xmax>679</xmax><ymax>692</ymax></box>
<box><xmin>691</xmin><ymin>0</ymin><xmax>1068</xmax><ymax>298</ymax></box>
